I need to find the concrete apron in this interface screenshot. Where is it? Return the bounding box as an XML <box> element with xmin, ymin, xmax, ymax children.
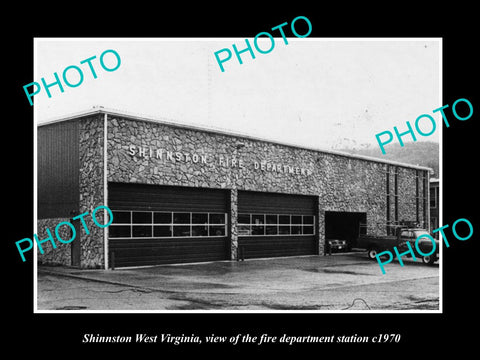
<box><xmin>37</xmin><ymin>254</ymin><xmax>439</xmax><ymax>295</ymax></box>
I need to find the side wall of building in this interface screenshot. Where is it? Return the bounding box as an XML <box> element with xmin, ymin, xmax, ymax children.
<box><xmin>37</xmin><ymin>120</ymin><xmax>79</xmax><ymax>266</ymax></box>
<box><xmin>37</xmin><ymin>115</ymin><xmax>106</xmax><ymax>268</ymax></box>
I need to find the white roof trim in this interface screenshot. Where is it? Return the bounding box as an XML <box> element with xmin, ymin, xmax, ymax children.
<box><xmin>37</xmin><ymin>106</ymin><xmax>433</xmax><ymax>172</ymax></box>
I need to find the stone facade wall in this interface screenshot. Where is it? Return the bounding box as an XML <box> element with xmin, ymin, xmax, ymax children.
<box><xmin>397</xmin><ymin>167</ymin><xmax>418</xmax><ymax>224</ymax></box>
<box><xmin>385</xmin><ymin>165</ymin><xmax>429</xmax><ymax>231</ymax></box>
<box><xmin>316</xmin><ymin>153</ymin><xmax>387</xmax><ymax>232</ymax></box>
<box><xmin>78</xmin><ymin>115</ymin><xmax>105</xmax><ymax>268</ymax></box>
<box><xmin>106</xmin><ymin>116</ymin><xmax>429</xmax><ymax>258</ymax></box>
<box><xmin>37</xmin><ymin>218</ymin><xmax>72</xmax><ymax>266</ymax></box>
<box><xmin>107</xmin><ymin>117</ymin><xmax>318</xmax><ymax>193</ymax></box>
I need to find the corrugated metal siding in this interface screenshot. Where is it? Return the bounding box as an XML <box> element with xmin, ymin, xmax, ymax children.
<box><xmin>37</xmin><ymin>121</ymin><xmax>80</xmax><ymax>219</ymax></box>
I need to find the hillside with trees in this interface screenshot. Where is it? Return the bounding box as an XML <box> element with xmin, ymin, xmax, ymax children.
<box><xmin>336</xmin><ymin>141</ymin><xmax>440</xmax><ymax>178</ymax></box>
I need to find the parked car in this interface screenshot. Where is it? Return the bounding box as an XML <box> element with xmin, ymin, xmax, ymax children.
<box><xmin>325</xmin><ymin>239</ymin><xmax>348</xmax><ymax>254</ymax></box>
<box><xmin>398</xmin><ymin>228</ymin><xmax>439</xmax><ymax>265</ymax></box>
<box><xmin>357</xmin><ymin>226</ymin><xmax>439</xmax><ymax>265</ymax></box>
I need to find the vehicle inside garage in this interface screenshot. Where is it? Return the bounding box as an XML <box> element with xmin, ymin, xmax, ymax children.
<box><xmin>324</xmin><ymin>211</ymin><xmax>367</xmax><ymax>251</ymax></box>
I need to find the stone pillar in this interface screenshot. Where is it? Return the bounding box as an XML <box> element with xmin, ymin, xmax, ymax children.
<box><xmin>230</xmin><ymin>188</ymin><xmax>238</xmax><ymax>260</ymax></box>
<box><xmin>78</xmin><ymin>116</ymin><xmax>105</xmax><ymax>268</ymax></box>
<box><xmin>317</xmin><ymin>196</ymin><xmax>325</xmax><ymax>256</ymax></box>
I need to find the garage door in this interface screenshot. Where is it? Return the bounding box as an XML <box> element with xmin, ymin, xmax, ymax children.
<box><xmin>108</xmin><ymin>183</ymin><xmax>229</xmax><ymax>267</ymax></box>
<box><xmin>238</xmin><ymin>191</ymin><xmax>318</xmax><ymax>259</ymax></box>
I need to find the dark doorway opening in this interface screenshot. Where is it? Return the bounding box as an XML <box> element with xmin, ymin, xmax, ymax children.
<box><xmin>70</xmin><ymin>214</ymin><xmax>81</xmax><ymax>267</ymax></box>
<box><xmin>325</xmin><ymin>211</ymin><xmax>367</xmax><ymax>250</ymax></box>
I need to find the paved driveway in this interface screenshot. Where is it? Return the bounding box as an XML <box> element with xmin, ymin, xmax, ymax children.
<box><xmin>37</xmin><ymin>253</ymin><xmax>440</xmax><ymax>311</ymax></box>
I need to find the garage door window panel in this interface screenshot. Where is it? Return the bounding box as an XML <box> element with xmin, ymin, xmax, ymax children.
<box><xmin>154</xmin><ymin>225</ymin><xmax>172</xmax><ymax>237</ymax></box>
<box><xmin>279</xmin><ymin>215</ymin><xmax>290</xmax><ymax>224</ymax></box>
<box><xmin>174</xmin><ymin>212</ymin><xmax>190</xmax><ymax>224</ymax></box>
<box><xmin>173</xmin><ymin>225</ymin><xmax>191</xmax><ymax>237</ymax></box>
<box><xmin>192</xmin><ymin>213</ymin><xmax>208</xmax><ymax>224</ymax></box>
<box><xmin>266</xmin><ymin>226</ymin><xmax>278</xmax><ymax>235</ymax></box>
<box><xmin>279</xmin><ymin>225</ymin><xmax>290</xmax><ymax>235</ymax></box>
<box><xmin>238</xmin><ymin>213</ymin><xmax>315</xmax><ymax>237</ymax></box>
<box><xmin>132</xmin><ymin>211</ymin><xmax>152</xmax><ymax>224</ymax></box>
<box><xmin>154</xmin><ymin>212</ymin><xmax>171</xmax><ymax>224</ymax></box>
<box><xmin>131</xmin><ymin>211</ymin><xmax>153</xmax><ymax>238</ymax></box>
<box><xmin>110</xmin><ymin>211</ymin><xmax>132</xmax><ymax>238</ymax></box>
<box><xmin>192</xmin><ymin>225</ymin><xmax>208</xmax><ymax>236</ymax></box>
<box><xmin>110</xmin><ymin>210</ymin><xmax>226</xmax><ymax>239</ymax></box>
<box><xmin>210</xmin><ymin>213</ymin><xmax>226</xmax><ymax>224</ymax></box>
<box><xmin>291</xmin><ymin>225</ymin><xmax>302</xmax><ymax>234</ymax></box>
<box><xmin>292</xmin><ymin>215</ymin><xmax>302</xmax><ymax>224</ymax></box>
<box><xmin>304</xmin><ymin>215</ymin><xmax>314</xmax><ymax>224</ymax></box>
<box><xmin>252</xmin><ymin>214</ymin><xmax>265</xmax><ymax>225</ymax></box>
<box><xmin>303</xmin><ymin>226</ymin><xmax>314</xmax><ymax>235</ymax></box>
<box><xmin>133</xmin><ymin>225</ymin><xmax>152</xmax><ymax>237</ymax></box>
<box><xmin>110</xmin><ymin>225</ymin><xmax>131</xmax><ymax>238</ymax></box>
<box><xmin>113</xmin><ymin>211</ymin><xmax>131</xmax><ymax>224</ymax></box>
<box><xmin>210</xmin><ymin>225</ymin><xmax>226</xmax><ymax>236</ymax></box>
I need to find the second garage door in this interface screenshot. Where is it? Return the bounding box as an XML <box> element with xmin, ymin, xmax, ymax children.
<box><xmin>237</xmin><ymin>190</ymin><xmax>318</xmax><ymax>259</ymax></box>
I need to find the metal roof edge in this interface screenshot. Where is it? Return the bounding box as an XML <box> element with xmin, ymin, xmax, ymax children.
<box><xmin>37</xmin><ymin>107</ymin><xmax>433</xmax><ymax>172</ymax></box>
<box><xmin>37</xmin><ymin>107</ymin><xmax>105</xmax><ymax>126</ymax></box>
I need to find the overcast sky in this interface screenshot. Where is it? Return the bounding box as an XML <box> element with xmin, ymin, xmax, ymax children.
<box><xmin>34</xmin><ymin>38</ymin><xmax>441</xmax><ymax>150</ymax></box>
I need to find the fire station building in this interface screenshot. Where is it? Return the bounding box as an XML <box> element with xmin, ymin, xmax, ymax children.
<box><xmin>37</xmin><ymin>108</ymin><xmax>431</xmax><ymax>269</ymax></box>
